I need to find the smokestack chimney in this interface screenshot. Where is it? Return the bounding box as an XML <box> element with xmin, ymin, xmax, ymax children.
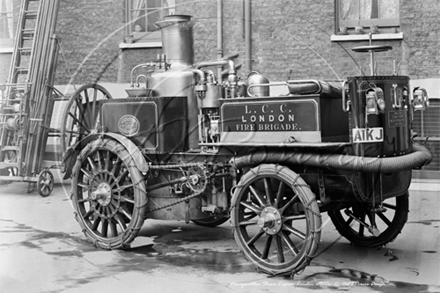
<box><xmin>155</xmin><ymin>15</ymin><xmax>194</xmax><ymax>69</ymax></box>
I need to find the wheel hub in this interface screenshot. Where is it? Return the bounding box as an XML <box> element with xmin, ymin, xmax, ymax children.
<box><xmin>258</xmin><ymin>206</ymin><xmax>283</xmax><ymax>235</ymax></box>
<box><xmin>91</xmin><ymin>182</ymin><xmax>112</xmax><ymax>206</ymax></box>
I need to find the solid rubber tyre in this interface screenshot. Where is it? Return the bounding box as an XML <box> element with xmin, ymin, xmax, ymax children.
<box><xmin>328</xmin><ymin>192</ymin><xmax>409</xmax><ymax>247</ymax></box>
<box><xmin>71</xmin><ymin>138</ymin><xmax>147</xmax><ymax>249</ymax></box>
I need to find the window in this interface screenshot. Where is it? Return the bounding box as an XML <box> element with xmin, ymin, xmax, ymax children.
<box><xmin>336</xmin><ymin>0</ymin><xmax>399</xmax><ymax>32</ymax></box>
<box><xmin>0</xmin><ymin>0</ymin><xmax>14</xmax><ymax>50</ymax></box>
<box><xmin>125</xmin><ymin>0</ymin><xmax>175</xmax><ymax>43</ymax></box>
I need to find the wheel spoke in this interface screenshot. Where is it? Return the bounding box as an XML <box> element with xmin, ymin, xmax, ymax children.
<box><xmin>345</xmin><ymin>216</ymin><xmax>354</xmax><ymax>226</ymax></box>
<box><xmin>382</xmin><ymin>202</ymin><xmax>396</xmax><ymax>210</ymax></box>
<box><xmin>120</xmin><ymin>195</ymin><xmax>135</xmax><ymax>204</ymax></box>
<box><xmin>246</xmin><ymin>229</ymin><xmax>265</xmax><ymax>246</ymax></box>
<box><xmin>110</xmin><ymin>220</ymin><xmax>118</xmax><ymax>236</ymax></box>
<box><xmin>83</xmin><ymin>91</ymin><xmax>93</xmax><ymax>128</ymax></box>
<box><xmin>119</xmin><ymin>207</ymin><xmax>133</xmax><ymax>221</ymax></box>
<box><xmin>87</xmin><ymin>157</ymin><xmax>99</xmax><ymax>175</ymax></box>
<box><xmin>118</xmin><ymin>183</ymin><xmax>134</xmax><ymax>191</ymax></box>
<box><xmin>261</xmin><ymin>235</ymin><xmax>273</xmax><ymax>260</ymax></box>
<box><xmin>249</xmin><ymin>185</ymin><xmax>267</xmax><ymax>207</ymax></box>
<box><xmin>91</xmin><ymin>216</ymin><xmax>101</xmax><ymax>231</ymax></box>
<box><xmin>78</xmin><ymin>197</ymin><xmax>89</xmax><ymax>203</ymax></box>
<box><xmin>83</xmin><ymin>209</ymin><xmax>94</xmax><ymax>220</ymax></box>
<box><xmin>240</xmin><ymin>201</ymin><xmax>262</xmax><ymax>215</ymax></box>
<box><xmin>283</xmin><ymin>223</ymin><xmax>306</xmax><ymax>240</ymax></box>
<box><xmin>281</xmin><ymin>231</ymin><xmax>299</xmax><ymax>256</ymax></box>
<box><xmin>104</xmin><ymin>150</ymin><xmax>111</xmax><ymax>171</ymax></box>
<box><xmin>275</xmin><ymin>181</ymin><xmax>285</xmax><ymax>208</ymax></box>
<box><xmin>92</xmin><ymin>88</ymin><xmax>98</xmax><ymax>126</ymax></box>
<box><xmin>238</xmin><ymin>219</ymin><xmax>259</xmax><ymax>226</ymax></box>
<box><xmin>283</xmin><ymin>215</ymin><xmax>306</xmax><ymax>221</ymax></box>
<box><xmin>263</xmin><ymin>178</ymin><xmax>274</xmax><ymax>205</ymax></box>
<box><xmin>115</xmin><ymin>214</ymin><xmax>127</xmax><ymax>230</ymax></box>
<box><xmin>243</xmin><ymin>212</ymin><xmax>257</xmax><ymax>221</ymax></box>
<box><xmin>81</xmin><ymin>167</ymin><xmax>93</xmax><ymax>179</ymax></box>
<box><xmin>358</xmin><ymin>212</ymin><xmax>366</xmax><ymax>237</ymax></box>
<box><xmin>101</xmin><ymin>219</ymin><xmax>108</xmax><ymax>237</ymax></box>
<box><xmin>377</xmin><ymin>212</ymin><xmax>392</xmax><ymax>226</ymax></box>
<box><xmin>275</xmin><ymin>235</ymin><xmax>285</xmax><ymax>263</ymax></box>
<box><xmin>111</xmin><ymin>157</ymin><xmax>122</xmax><ymax>177</ymax></box>
<box><xmin>279</xmin><ymin>194</ymin><xmax>299</xmax><ymax>214</ymax></box>
<box><xmin>74</xmin><ymin>97</ymin><xmax>90</xmax><ymax>129</ymax></box>
<box><xmin>68</xmin><ymin>112</ymin><xmax>90</xmax><ymax>133</ymax></box>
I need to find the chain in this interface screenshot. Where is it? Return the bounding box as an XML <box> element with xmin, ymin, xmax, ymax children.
<box><xmin>144</xmin><ymin>162</ymin><xmax>207</xmax><ymax>213</ymax></box>
<box><xmin>145</xmin><ymin>189</ymin><xmax>204</xmax><ymax>214</ymax></box>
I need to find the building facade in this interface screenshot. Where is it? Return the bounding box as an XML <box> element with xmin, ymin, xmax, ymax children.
<box><xmin>0</xmin><ymin>0</ymin><xmax>439</xmax><ymax>177</ymax></box>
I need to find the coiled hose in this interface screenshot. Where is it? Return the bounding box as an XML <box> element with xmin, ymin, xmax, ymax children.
<box><xmin>231</xmin><ymin>143</ymin><xmax>432</xmax><ymax>173</ymax></box>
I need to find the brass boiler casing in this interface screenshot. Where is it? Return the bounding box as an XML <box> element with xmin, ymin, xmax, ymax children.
<box><xmin>150</xmin><ymin>15</ymin><xmax>199</xmax><ymax>150</ymax></box>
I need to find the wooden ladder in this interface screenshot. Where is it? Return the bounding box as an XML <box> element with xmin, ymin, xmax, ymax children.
<box><xmin>0</xmin><ymin>0</ymin><xmax>42</xmax><ymax>176</ymax></box>
<box><xmin>0</xmin><ymin>0</ymin><xmax>61</xmax><ymax>178</ymax></box>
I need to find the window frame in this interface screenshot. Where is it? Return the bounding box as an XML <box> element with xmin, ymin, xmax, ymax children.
<box><xmin>335</xmin><ymin>0</ymin><xmax>400</xmax><ymax>30</ymax></box>
<box><xmin>0</xmin><ymin>0</ymin><xmax>14</xmax><ymax>52</ymax></box>
<box><xmin>124</xmin><ymin>0</ymin><xmax>175</xmax><ymax>45</ymax></box>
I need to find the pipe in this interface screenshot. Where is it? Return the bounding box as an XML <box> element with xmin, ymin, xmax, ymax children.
<box><xmin>217</xmin><ymin>0</ymin><xmax>223</xmax><ymax>78</ymax></box>
<box><xmin>244</xmin><ymin>0</ymin><xmax>251</xmax><ymax>72</ymax></box>
<box><xmin>231</xmin><ymin>143</ymin><xmax>432</xmax><ymax>173</ymax></box>
<box><xmin>191</xmin><ymin>68</ymin><xmax>206</xmax><ymax>84</ymax></box>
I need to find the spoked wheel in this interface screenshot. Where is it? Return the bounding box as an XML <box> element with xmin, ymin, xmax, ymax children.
<box><xmin>328</xmin><ymin>192</ymin><xmax>409</xmax><ymax>247</ymax></box>
<box><xmin>192</xmin><ymin>216</ymin><xmax>229</xmax><ymax>227</ymax></box>
<box><xmin>231</xmin><ymin>164</ymin><xmax>321</xmax><ymax>276</ymax></box>
<box><xmin>61</xmin><ymin>84</ymin><xmax>112</xmax><ymax>155</ymax></box>
<box><xmin>71</xmin><ymin>138</ymin><xmax>147</xmax><ymax>249</ymax></box>
<box><xmin>37</xmin><ymin>169</ymin><xmax>54</xmax><ymax>197</ymax></box>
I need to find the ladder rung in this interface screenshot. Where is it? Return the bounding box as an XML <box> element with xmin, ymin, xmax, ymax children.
<box><xmin>18</xmin><ymin>47</ymin><xmax>32</xmax><ymax>54</ymax></box>
<box><xmin>1</xmin><ymin>146</ymin><xmax>20</xmax><ymax>152</ymax></box>
<box><xmin>22</xmin><ymin>29</ymin><xmax>35</xmax><ymax>37</ymax></box>
<box><xmin>25</xmin><ymin>10</ymin><xmax>38</xmax><ymax>19</ymax></box>
<box><xmin>0</xmin><ymin>162</ymin><xmax>20</xmax><ymax>170</ymax></box>
<box><xmin>15</xmin><ymin>67</ymin><xmax>29</xmax><ymax>73</ymax></box>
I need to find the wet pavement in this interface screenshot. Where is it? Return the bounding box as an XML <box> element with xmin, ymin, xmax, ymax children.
<box><xmin>0</xmin><ymin>175</ymin><xmax>439</xmax><ymax>293</ymax></box>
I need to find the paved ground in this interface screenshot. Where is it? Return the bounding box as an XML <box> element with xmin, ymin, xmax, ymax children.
<box><xmin>0</xmin><ymin>173</ymin><xmax>439</xmax><ymax>293</ymax></box>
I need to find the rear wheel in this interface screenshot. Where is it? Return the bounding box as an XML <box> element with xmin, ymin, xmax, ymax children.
<box><xmin>328</xmin><ymin>193</ymin><xmax>409</xmax><ymax>247</ymax></box>
<box><xmin>61</xmin><ymin>84</ymin><xmax>112</xmax><ymax>156</ymax></box>
<box><xmin>231</xmin><ymin>164</ymin><xmax>321</xmax><ymax>276</ymax></box>
<box><xmin>71</xmin><ymin>138</ymin><xmax>147</xmax><ymax>249</ymax></box>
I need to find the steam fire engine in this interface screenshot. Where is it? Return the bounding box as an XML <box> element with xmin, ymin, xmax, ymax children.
<box><xmin>9</xmin><ymin>12</ymin><xmax>432</xmax><ymax>276</ymax></box>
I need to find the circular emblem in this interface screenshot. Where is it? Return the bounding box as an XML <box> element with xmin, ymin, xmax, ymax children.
<box><xmin>118</xmin><ymin>115</ymin><xmax>140</xmax><ymax>137</ymax></box>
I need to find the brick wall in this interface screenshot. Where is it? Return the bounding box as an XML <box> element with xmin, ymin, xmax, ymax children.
<box><xmin>175</xmin><ymin>0</ymin><xmax>439</xmax><ymax>82</ymax></box>
<box><xmin>54</xmin><ymin>0</ymin><xmax>124</xmax><ymax>85</ymax></box>
<box><xmin>3</xmin><ymin>0</ymin><xmax>438</xmax><ymax>85</ymax></box>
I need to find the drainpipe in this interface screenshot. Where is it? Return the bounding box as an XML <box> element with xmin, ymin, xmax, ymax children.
<box><xmin>217</xmin><ymin>0</ymin><xmax>223</xmax><ymax>79</ymax></box>
<box><xmin>244</xmin><ymin>0</ymin><xmax>251</xmax><ymax>72</ymax></box>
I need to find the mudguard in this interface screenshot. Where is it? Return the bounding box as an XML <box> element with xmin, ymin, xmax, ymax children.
<box><xmin>63</xmin><ymin>132</ymin><xmax>149</xmax><ymax>179</ymax></box>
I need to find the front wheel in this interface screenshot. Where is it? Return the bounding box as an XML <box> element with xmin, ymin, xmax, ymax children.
<box><xmin>231</xmin><ymin>164</ymin><xmax>321</xmax><ymax>276</ymax></box>
<box><xmin>71</xmin><ymin>138</ymin><xmax>147</xmax><ymax>249</ymax></box>
<box><xmin>328</xmin><ymin>193</ymin><xmax>409</xmax><ymax>247</ymax></box>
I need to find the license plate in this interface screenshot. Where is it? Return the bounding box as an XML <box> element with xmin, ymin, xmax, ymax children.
<box><xmin>352</xmin><ymin>127</ymin><xmax>384</xmax><ymax>143</ymax></box>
